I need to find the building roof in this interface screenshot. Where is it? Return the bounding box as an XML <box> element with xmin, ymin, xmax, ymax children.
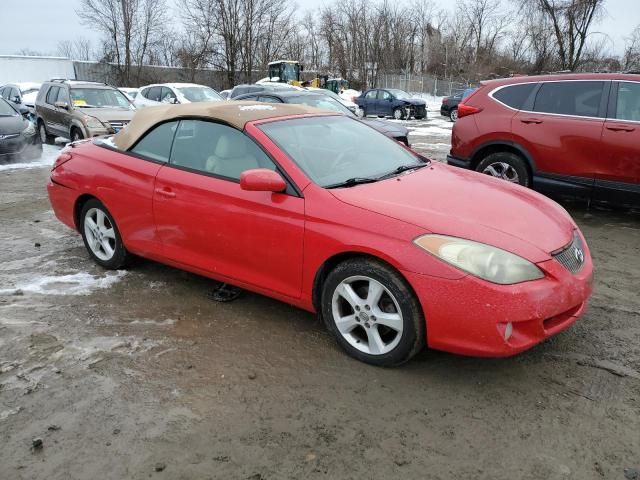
<box><xmin>113</xmin><ymin>101</ymin><xmax>321</xmax><ymax>150</ymax></box>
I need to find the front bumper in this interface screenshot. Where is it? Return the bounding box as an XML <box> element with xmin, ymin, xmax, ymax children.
<box><xmin>446</xmin><ymin>154</ymin><xmax>471</xmax><ymax>169</ymax></box>
<box><xmin>0</xmin><ymin>132</ymin><xmax>41</xmax><ymax>161</ymax></box>
<box><xmin>402</xmin><ymin>252</ymin><xmax>593</xmax><ymax>357</ymax></box>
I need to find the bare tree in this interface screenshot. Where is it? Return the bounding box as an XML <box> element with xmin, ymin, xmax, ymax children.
<box><xmin>622</xmin><ymin>25</ymin><xmax>640</xmax><ymax>71</ymax></box>
<box><xmin>56</xmin><ymin>38</ymin><xmax>94</xmax><ymax>61</ymax></box>
<box><xmin>521</xmin><ymin>0</ymin><xmax>605</xmax><ymax>71</ymax></box>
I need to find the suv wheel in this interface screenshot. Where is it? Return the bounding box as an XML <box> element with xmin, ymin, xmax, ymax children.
<box><xmin>476</xmin><ymin>152</ymin><xmax>530</xmax><ymax>187</ymax></box>
<box><xmin>71</xmin><ymin>128</ymin><xmax>84</xmax><ymax>142</ymax></box>
<box><xmin>38</xmin><ymin>121</ymin><xmax>55</xmax><ymax>145</ymax></box>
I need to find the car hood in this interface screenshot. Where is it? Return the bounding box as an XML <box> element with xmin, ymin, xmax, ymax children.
<box><xmin>329</xmin><ymin>163</ymin><xmax>575</xmax><ymax>262</ymax></box>
<box><xmin>84</xmin><ymin>108</ymin><xmax>135</xmax><ymax>122</ymax></box>
<box><xmin>360</xmin><ymin>118</ymin><xmax>408</xmax><ymax>136</ymax></box>
<box><xmin>0</xmin><ymin>115</ymin><xmax>27</xmax><ymax>135</ymax></box>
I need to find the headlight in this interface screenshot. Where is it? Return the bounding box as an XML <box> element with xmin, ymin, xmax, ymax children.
<box><xmin>414</xmin><ymin>234</ymin><xmax>544</xmax><ymax>284</ymax></box>
<box><xmin>22</xmin><ymin>121</ymin><xmax>36</xmax><ymax>136</ymax></box>
<box><xmin>83</xmin><ymin>115</ymin><xmax>104</xmax><ymax>129</ymax></box>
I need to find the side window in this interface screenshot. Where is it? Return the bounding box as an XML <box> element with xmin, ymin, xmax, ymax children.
<box><xmin>614</xmin><ymin>82</ymin><xmax>640</xmax><ymax>122</ymax></box>
<box><xmin>493</xmin><ymin>83</ymin><xmax>536</xmax><ymax>110</ymax></box>
<box><xmin>56</xmin><ymin>87</ymin><xmax>70</xmax><ymax>104</ymax></box>
<box><xmin>130</xmin><ymin>121</ymin><xmax>178</xmax><ymax>162</ymax></box>
<box><xmin>170</xmin><ymin>120</ymin><xmax>277</xmax><ymax>180</ymax></box>
<box><xmin>147</xmin><ymin>86</ymin><xmax>162</xmax><ymax>102</ymax></box>
<box><xmin>365</xmin><ymin>90</ymin><xmax>377</xmax><ymax>99</ymax></box>
<box><xmin>8</xmin><ymin>87</ymin><xmax>18</xmax><ymax>101</ymax></box>
<box><xmin>0</xmin><ymin>87</ymin><xmax>6</xmax><ymax>98</ymax></box>
<box><xmin>379</xmin><ymin>90</ymin><xmax>392</xmax><ymax>100</ymax></box>
<box><xmin>233</xmin><ymin>87</ymin><xmax>248</xmax><ymax>97</ymax></box>
<box><xmin>534</xmin><ymin>81</ymin><xmax>604</xmax><ymax>118</ymax></box>
<box><xmin>160</xmin><ymin>87</ymin><xmax>177</xmax><ymax>103</ymax></box>
<box><xmin>140</xmin><ymin>87</ymin><xmax>150</xmax><ymax>98</ymax></box>
<box><xmin>46</xmin><ymin>86</ymin><xmax>60</xmax><ymax>105</ymax></box>
<box><xmin>241</xmin><ymin>95</ymin><xmax>259</xmax><ymax>101</ymax></box>
<box><xmin>258</xmin><ymin>96</ymin><xmax>281</xmax><ymax>103</ymax></box>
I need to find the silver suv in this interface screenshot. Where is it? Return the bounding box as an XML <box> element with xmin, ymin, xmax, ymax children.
<box><xmin>35</xmin><ymin>80</ymin><xmax>135</xmax><ymax>143</ymax></box>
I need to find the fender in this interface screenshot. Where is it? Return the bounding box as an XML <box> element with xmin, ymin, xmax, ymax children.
<box><xmin>470</xmin><ymin>140</ymin><xmax>538</xmax><ymax>173</ymax></box>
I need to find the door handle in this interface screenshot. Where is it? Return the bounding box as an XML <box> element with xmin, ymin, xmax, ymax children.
<box><xmin>606</xmin><ymin>124</ymin><xmax>635</xmax><ymax>132</ymax></box>
<box><xmin>520</xmin><ymin>118</ymin><xmax>543</xmax><ymax>124</ymax></box>
<box><xmin>155</xmin><ymin>188</ymin><xmax>176</xmax><ymax>198</ymax></box>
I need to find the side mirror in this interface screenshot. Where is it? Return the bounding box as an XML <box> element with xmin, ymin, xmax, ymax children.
<box><xmin>387</xmin><ymin>97</ymin><xmax>393</xmax><ymax>101</ymax></box>
<box><xmin>54</xmin><ymin>101</ymin><xmax>69</xmax><ymax>110</ymax></box>
<box><xmin>240</xmin><ymin>168</ymin><xmax>286</xmax><ymax>193</ymax></box>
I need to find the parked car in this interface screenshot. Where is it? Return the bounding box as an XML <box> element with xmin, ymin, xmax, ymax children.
<box><xmin>219</xmin><ymin>89</ymin><xmax>232</xmax><ymax>100</ymax></box>
<box><xmin>134</xmin><ymin>83</ymin><xmax>223</xmax><ymax>108</ymax></box>
<box><xmin>47</xmin><ymin>101</ymin><xmax>593</xmax><ymax>366</ymax></box>
<box><xmin>305</xmin><ymin>87</ymin><xmax>357</xmax><ymax>113</ymax></box>
<box><xmin>0</xmin><ymin>97</ymin><xmax>41</xmax><ymax>161</ymax></box>
<box><xmin>228</xmin><ymin>83</ymin><xmax>299</xmax><ymax>99</ymax></box>
<box><xmin>234</xmin><ymin>90</ymin><xmax>410</xmax><ymax>146</ymax></box>
<box><xmin>0</xmin><ymin>82</ymin><xmax>41</xmax><ymax>115</ymax></box>
<box><xmin>118</xmin><ymin>87</ymin><xmax>139</xmax><ymax>101</ymax></box>
<box><xmin>440</xmin><ymin>87</ymin><xmax>476</xmax><ymax>122</ymax></box>
<box><xmin>355</xmin><ymin>88</ymin><xmax>427</xmax><ymax>120</ymax></box>
<box><xmin>447</xmin><ymin>73</ymin><xmax>640</xmax><ymax>207</ymax></box>
<box><xmin>35</xmin><ymin>79</ymin><xmax>135</xmax><ymax>143</ymax></box>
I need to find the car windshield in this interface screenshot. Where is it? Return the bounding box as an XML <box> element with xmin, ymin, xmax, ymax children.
<box><xmin>177</xmin><ymin>86</ymin><xmax>223</xmax><ymax>102</ymax></box>
<box><xmin>388</xmin><ymin>89</ymin><xmax>412</xmax><ymax>100</ymax></box>
<box><xmin>0</xmin><ymin>98</ymin><xmax>18</xmax><ymax>116</ymax></box>
<box><xmin>287</xmin><ymin>95</ymin><xmax>354</xmax><ymax>116</ymax></box>
<box><xmin>259</xmin><ymin>116</ymin><xmax>425</xmax><ymax>188</ymax></box>
<box><xmin>70</xmin><ymin>88</ymin><xmax>132</xmax><ymax>109</ymax></box>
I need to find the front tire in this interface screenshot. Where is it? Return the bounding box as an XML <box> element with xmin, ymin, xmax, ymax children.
<box><xmin>321</xmin><ymin>258</ymin><xmax>425</xmax><ymax>367</ymax></box>
<box><xmin>476</xmin><ymin>152</ymin><xmax>531</xmax><ymax>187</ymax></box>
<box><xmin>80</xmin><ymin>199</ymin><xmax>130</xmax><ymax>269</ymax></box>
<box><xmin>71</xmin><ymin>128</ymin><xmax>84</xmax><ymax>142</ymax></box>
<box><xmin>393</xmin><ymin>107</ymin><xmax>405</xmax><ymax>120</ymax></box>
<box><xmin>357</xmin><ymin>106</ymin><xmax>366</xmax><ymax>118</ymax></box>
<box><xmin>38</xmin><ymin>121</ymin><xmax>55</xmax><ymax>145</ymax></box>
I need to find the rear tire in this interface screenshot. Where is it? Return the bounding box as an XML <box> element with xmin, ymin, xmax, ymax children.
<box><xmin>449</xmin><ymin>108</ymin><xmax>458</xmax><ymax>122</ymax></box>
<box><xmin>80</xmin><ymin>199</ymin><xmax>130</xmax><ymax>269</ymax></box>
<box><xmin>321</xmin><ymin>258</ymin><xmax>425</xmax><ymax>367</ymax></box>
<box><xmin>38</xmin><ymin>121</ymin><xmax>55</xmax><ymax>145</ymax></box>
<box><xmin>476</xmin><ymin>152</ymin><xmax>531</xmax><ymax>187</ymax></box>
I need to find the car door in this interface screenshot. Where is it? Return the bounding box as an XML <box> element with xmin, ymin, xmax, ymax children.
<box><xmin>595</xmin><ymin>80</ymin><xmax>640</xmax><ymax>205</ymax></box>
<box><xmin>43</xmin><ymin>86</ymin><xmax>64</xmax><ymax>136</ymax></box>
<box><xmin>56</xmin><ymin>86</ymin><xmax>73</xmax><ymax>137</ymax></box>
<box><xmin>363</xmin><ymin>90</ymin><xmax>378</xmax><ymax>114</ymax></box>
<box><xmin>378</xmin><ymin>90</ymin><xmax>394</xmax><ymax>116</ymax></box>
<box><xmin>153</xmin><ymin>119</ymin><xmax>305</xmax><ymax>298</ymax></box>
<box><xmin>512</xmin><ymin>80</ymin><xmax>608</xmax><ymax>197</ymax></box>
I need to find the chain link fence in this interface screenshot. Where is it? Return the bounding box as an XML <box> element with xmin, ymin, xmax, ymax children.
<box><xmin>379</xmin><ymin>73</ymin><xmax>471</xmax><ymax>97</ymax></box>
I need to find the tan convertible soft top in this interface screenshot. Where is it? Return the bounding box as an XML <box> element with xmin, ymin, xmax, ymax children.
<box><xmin>113</xmin><ymin>101</ymin><xmax>321</xmax><ymax>151</ymax></box>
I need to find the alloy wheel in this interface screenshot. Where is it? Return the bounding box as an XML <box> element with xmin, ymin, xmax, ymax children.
<box><xmin>393</xmin><ymin>108</ymin><xmax>403</xmax><ymax>120</ymax></box>
<box><xmin>84</xmin><ymin>208</ymin><xmax>117</xmax><ymax>261</ymax></box>
<box><xmin>331</xmin><ymin>275</ymin><xmax>403</xmax><ymax>355</ymax></box>
<box><xmin>450</xmin><ymin>109</ymin><xmax>458</xmax><ymax>121</ymax></box>
<box><xmin>482</xmin><ymin>162</ymin><xmax>520</xmax><ymax>183</ymax></box>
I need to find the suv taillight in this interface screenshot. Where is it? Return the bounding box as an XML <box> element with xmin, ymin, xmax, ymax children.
<box><xmin>457</xmin><ymin>103</ymin><xmax>482</xmax><ymax>119</ymax></box>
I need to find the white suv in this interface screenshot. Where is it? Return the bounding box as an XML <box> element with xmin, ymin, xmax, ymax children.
<box><xmin>134</xmin><ymin>83</ymin><xmax>223</xmax><ymax>108</ymax></box>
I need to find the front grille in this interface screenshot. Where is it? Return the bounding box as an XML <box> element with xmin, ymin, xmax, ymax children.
<box><xmin>107</xmin><ymin>120</ymin><xmax>129</xmax><ymax>131</ymax></box>
<box><xmin>552</xmin><ymin>232</ymin><xmax>585</xmax><ymax>274</ymax></box>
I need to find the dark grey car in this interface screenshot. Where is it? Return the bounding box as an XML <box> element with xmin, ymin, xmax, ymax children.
<box><xmin>0</xmin><ymin>97</ymin><xmax>42</xmax><ymax>161</ymax></box>
<box><xmin>234</xmin><ymin>90</ymin><xmax>411</xmax><ymax>146</ymax></box>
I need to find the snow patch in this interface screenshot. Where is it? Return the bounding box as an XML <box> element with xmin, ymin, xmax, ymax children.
<box><xmin>0</xmin><ymin>144</ymin><xmax>61</xmax><ymax>172</ymax></box>
<box><xmin>0</xmin><ymin>271</ymin><xmax>127</xmax><ymax>296</ymax></box>
<box><xmin>409</xmin><ymin>126</ymin><xmax>452</xmax><ymax>137</ymax></box>
<box><xmin>239</xmin><ymin>104</ymin><xmax>275</xmax><ymax>111</ymax></box>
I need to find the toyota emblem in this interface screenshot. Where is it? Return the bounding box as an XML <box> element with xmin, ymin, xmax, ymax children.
<box><xmin>574</xmin><ymin>247</ymin><xmax>584</xmax><ymax>263</ymax></box>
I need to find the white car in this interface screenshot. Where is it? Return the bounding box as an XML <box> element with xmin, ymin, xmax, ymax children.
<box><xmin>134</xmin><ymin>83</ymin><xmax>223</xmax><ymax>108</ymax></box>
<box><xmin>118</xmin><ymin>87</ymin><xmax>139</xmax><ymax>101</ymax></box>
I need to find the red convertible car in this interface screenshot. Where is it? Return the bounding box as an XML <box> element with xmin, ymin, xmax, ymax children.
<box><xmin>47</xmin><ymin>101</ymin><xmax>593</xmax><ymax>366</ymax></box>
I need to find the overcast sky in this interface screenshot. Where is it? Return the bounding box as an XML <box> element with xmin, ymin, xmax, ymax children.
<box><xmin>1</xmin><ymin>0</ymin><xmax>638</xmax><ymax>58</ymax></box>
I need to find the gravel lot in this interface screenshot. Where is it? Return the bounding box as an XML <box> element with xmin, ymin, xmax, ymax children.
<box><xmin>1</xmin><ymin>115</ymin><xmax>639</xmax><ymax>480</ymax></box>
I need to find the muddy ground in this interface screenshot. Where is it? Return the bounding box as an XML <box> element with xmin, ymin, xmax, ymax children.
<box><xmin>1</xmin><ymin>115</ymin><xmax>639</xmax><ymax>480</ymax></box>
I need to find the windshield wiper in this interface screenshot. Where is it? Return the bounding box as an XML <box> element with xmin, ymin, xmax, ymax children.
<box><xmin>376</xmin><ymin>163</ymin><xmax>428</xmax><ymax>180</ymax></box>
<box><xmin>325</xmin><ymin>177</ymin><xmax>380</xmax><ymax>189</ymax></box>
